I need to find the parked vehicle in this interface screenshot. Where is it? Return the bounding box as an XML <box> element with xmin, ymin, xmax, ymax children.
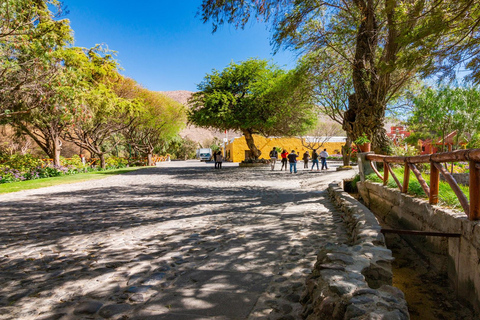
<box><xmin>196</xmin><ymin>148</ymin><xmax>212</xmax><ymax>161</ymax></box>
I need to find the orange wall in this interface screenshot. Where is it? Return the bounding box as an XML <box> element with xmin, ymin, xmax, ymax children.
<box><xmin>225</xmin><ymin>135</ymin><xmax>345</xmax><ymax>162</ymax></box>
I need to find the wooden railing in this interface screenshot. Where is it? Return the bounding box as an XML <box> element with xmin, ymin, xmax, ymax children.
<box><xmin>365</xmin><ymin>149</ymin><xmax>480</xmax><ymax>221</ymax></box>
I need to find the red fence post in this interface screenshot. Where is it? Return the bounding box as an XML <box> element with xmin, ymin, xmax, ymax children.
<box><xmin>402</xmin><ymin>161</ymin><xmax>410</xmax><ymax>193</ymax></box>
<box><xmin>469</xmin><ymin>161</ymin><xmax>480</xmax><ymax>220</ymax></box>
<box><xmin>430</xmin><ymin>161</ymin><xmax>440</xmax><ymax>205</ymax></box>
<box><xmin>383</xmin><ymin>161</ymin><xmax>389</xmax><ymax>186</ymax></box>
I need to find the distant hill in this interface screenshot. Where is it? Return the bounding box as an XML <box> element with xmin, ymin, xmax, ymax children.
<box><xmin>160</xmin><ymin>90</ymin><xmax>241</xmax><ymax>146</ymax></box>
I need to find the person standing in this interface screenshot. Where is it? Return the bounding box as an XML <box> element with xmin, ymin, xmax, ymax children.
<box><xmin>216</xmin><ymin>151</ymin><xmax>223</xmax><ymax>169</ymax></box>
<box><xmin>302</xmin><ymin>151</ymin><xmax>310</xmax><ymax>169</ymax></box>
<box><xmin>287</xmin><ymin>150</ymin><xmax>298</xmax><ymax>173</ymax></box>
<box><xmin>311</xmin><ymin>149</ymin><xmax>320</xmax><ymax>171</ymax></box>
<box><xmin>280</xmin><ymin>149</ymin><xmax>289</xmax><ymax>171</ymax></box>
<box><xmin>269</xmin><ymin>147</ymin><xmax>278</xmax><ymax>171</ymax></box>
<box><xmin>320</xmin><ymin>148</ymin><xmax>329</xmax><ymax>170</ymax></box>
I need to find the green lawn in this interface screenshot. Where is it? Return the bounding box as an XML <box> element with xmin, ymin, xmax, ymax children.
<box><xmin>0</xmin><ymin>167</ymin><xmax>145</xmax><ymax>194</ymax></box>
<box><xmin>366</xmin><ymin>167</ymin><xmax>469</xmax><ymax>210</ymax></box>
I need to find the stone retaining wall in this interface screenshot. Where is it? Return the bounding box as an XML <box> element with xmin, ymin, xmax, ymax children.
<box><xmin>301</xmin><ymin>182</ymin><xmax>409</xmax><ymax>319</ymax></box>
<box><xmin>357</xmin><ymin>181</ymin><xmax>480</xmax><ymax>314</ymax></box>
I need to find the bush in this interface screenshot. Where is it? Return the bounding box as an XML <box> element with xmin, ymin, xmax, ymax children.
<box><xmin>327</xmin><ymin>154</ymin><xmax>342</xmax><ymax>161</ymax></box>
<box><xmin>0</xmin><ymin>154</ymin><xmax>43</xmax><ymax>171</ymax></box>
<box><xmin>105</xmin><ymin>156</ymin><xmax>128</xmax><ymax>169</ymax></box>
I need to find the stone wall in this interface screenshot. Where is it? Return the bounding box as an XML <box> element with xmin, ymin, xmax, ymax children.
<box><xmin>301</xmin><ymin>182</ymin><xmax>409</xmax><ymax>319</ymax></box>
<box><xmin>357</xmin><ymin>181</ymin><xmax>480</xmax><ymax>314</ymax></box>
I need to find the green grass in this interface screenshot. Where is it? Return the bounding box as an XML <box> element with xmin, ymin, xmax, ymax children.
<box><xmin>366</xmin><ymin>167</ymin><xmax>469</xmax><ymax>210</ymax></box>
<box><xmin>0</xmin><ymin>167</ymin><xmax>145</xmax><ymax>194</ymax></box>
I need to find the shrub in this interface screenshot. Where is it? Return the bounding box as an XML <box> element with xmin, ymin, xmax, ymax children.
<box><xmin>105</xmin><ymin>156</ymin><xmax>128</xmax><ymax>169</ymax></box>
<box><xmin>0</xmin><ymin>154</ymin><xmax>43</xmax><ymax>171</ymax></box>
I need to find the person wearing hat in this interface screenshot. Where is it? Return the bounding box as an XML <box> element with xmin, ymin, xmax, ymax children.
<box><xmin>287</xmin><ymin>150</ymin><xmax>299</xmax><ymax>173</ymax></box>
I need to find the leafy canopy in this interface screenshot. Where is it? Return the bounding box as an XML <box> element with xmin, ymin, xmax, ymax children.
<box><xmin>188</xmin><ymin>58</ymin><xmax>316</xmax><ymax>136</ymax></box>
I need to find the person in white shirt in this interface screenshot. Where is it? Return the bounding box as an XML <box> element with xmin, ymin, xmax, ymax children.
<box><xmin>320</xmin><ymin>149</ymin><xmax>329</xmax><ymax>170</ymax></box>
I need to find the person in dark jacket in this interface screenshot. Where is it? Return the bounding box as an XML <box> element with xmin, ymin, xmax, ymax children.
<box><xmin>303</xmin><ymin>151</ymin><xmax>310</xmax><ymax>169</ymax></box>
<box><xmin>269</xmin><ymin>147</ymin><xmax>278</xmax><ymax>171</ymax></box>
<box><xmin>287</xmin><ymin>150</ymin><xmax>298</xmax><ymax>173</ymax></box>
<box><xmin>311</xmin><ymin>149</ymin><xmax>320</xmax><ymax>171</ymax></box>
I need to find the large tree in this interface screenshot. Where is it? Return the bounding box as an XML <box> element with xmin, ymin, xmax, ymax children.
<box><xmin>123</xmin><ymin>88</ymin><xmax>186</xmax><ymax>166</ymax></box>
<box><xmin>188</xmin><ymin>58</ymin><xmax>316</xmax><ymax>159</ymax></box>
<box><xmin>199</xmin><ymin>0</ymin><xmax>480</xmax><ymax>154</ymax></box>
<box><xmin>62</xmin><ymin>48</ymin><xmax>136</xmax><ymax>169</ymax></box>
<box><xmin>0</xmin><ymin>0</ymin><xmax>71</xmax><ymax>119</ymax></box>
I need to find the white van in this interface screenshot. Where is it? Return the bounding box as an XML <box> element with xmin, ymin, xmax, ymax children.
<box><xmin>196</xmin><ymin>148</ymin><xmax>212</xmax><ymax>161</ymax></box>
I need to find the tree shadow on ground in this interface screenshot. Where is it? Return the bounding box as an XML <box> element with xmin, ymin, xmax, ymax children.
<box><xmin>0</xmin><ymin>166</ymin><xmax>347</xmax><ymax>319</ymax></box>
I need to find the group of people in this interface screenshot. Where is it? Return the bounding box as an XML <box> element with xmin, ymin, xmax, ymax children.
<box><xmin>269</xmin><ymin>147</ymin><xmax>329</xmax><ymax>174</ymax></box>
<box><xmin>213</xmin><ymin>151</ymin><xmax>223</xmax><ymax>169</ymax></box>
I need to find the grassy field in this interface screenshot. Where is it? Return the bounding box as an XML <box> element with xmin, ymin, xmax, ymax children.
<box><xmin>365</xmin><ymin>167</ymin><xmax>469</xmax><ymax>210</ymax></box>
<box><xmin>0</xmin><ymin>167</ymin><xmax>144</xmax><ymax>194</ymax></box>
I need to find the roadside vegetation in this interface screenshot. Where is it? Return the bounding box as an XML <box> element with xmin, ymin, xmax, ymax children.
<box><xmin>364</xmin><ymin>166</ymin><xmax>470</xmax><ymax>210</ymax></box>
<box><xmin>0</xmin><ymin>167</ymin><xmax>142</xmax><ymax>194</ymax></box>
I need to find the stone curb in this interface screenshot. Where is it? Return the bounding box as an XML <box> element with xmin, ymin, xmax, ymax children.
<box><xmin>300</xmin><ymin>181</ymin><xmax>410</xmax><ymax>320</ymax></box>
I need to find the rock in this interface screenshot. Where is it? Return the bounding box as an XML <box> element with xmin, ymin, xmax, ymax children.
<box><xmin>129</xmin><ymin>293</ymin><xmax>144</xmax><ymax>302</ymax></box>
<box><xmin>285</xmin><ymin>293</ymin><xmax>300</xmax><ymax>303</ymax></box>
<box><xmin>280</xmin><ymin>304</ymin><xmax>293</xmax><ymax>313</ymax></box>
<box><xmin>98</xmin><ymin>304</ymin><xmax>132</xmax><ymax>318</ymax></box>
<box><xmin>125</xmin><ymin>286</ymin><xmax>151</xmax><ymax>293</ymax></box>
<box><xmin>344</xmin><ymin>304</ymin><xmax>367</xmax><ymax>319</ymax></box>
<box><xmin>73</xmin><ymin>300</ymin><xmax>103</xmax><ymax>315</ymax></box>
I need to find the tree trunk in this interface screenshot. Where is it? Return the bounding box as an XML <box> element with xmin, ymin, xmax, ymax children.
<box><xmin>342</xmin><ymin>137</ymin><xmax>352</xmax><ymax>166</ymax></box>
<box><xmin>342</xmin><ymin>0</ymin><xmax>393</xmax><ymax>155</ymax></box>
<box><xmin>147</xmin><ymin>153</ymin><xmax>153</xmax><ymax>166</ymax></box>
<box><xmin>100</xmin><ymin>153</ymin><xmax>106</xmax><ymax>169</ymax></box>
<box><xmin>53</xmin><ymin>138</ymin><xmax>62</xmax><ymax>167</ymax></box>
<box><xmin>243</xmin><ymin>129</ymin><xmax>261</xmax><ymax>159</ymax></box>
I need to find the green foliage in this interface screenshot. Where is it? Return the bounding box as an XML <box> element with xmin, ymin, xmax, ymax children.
<box><xmin>366</xmin><ymin>167</ymin><xmax>469</xmax><ymax>210</ymax></box>
<box><xmin>0</xmin><ymin>154</ymin><xmax>43</xmax><ymax>171</ymax></box>
<box><xmin>407</xmin><ymin>85</ymin><xmax>480</xmax><ymax>150</ymax></box>
<box><xmin>105</xmin><ymin>156</ymin><xmax>128</xmax><ymax>169</ymax></box>
<box><xmin>354</xmin><ymin>134</ymin><xmax>371</xmax><ymax>145</ymax></box>
<box><xmin>189</xmin><ymin>59</ymin><xmax>316</xmax><ymax>134</ymax></box>
<box><xmin>390</xmin><ymin>145</ymin><xmax>419</xmax><ymax>157</ymax></box>
<box><xmin>165</xmin><ymin>136</ymin><xmax>198</xmax><ymax>160</ymax></box>
<box><xmin>189</xmin><ymin>58</ymin><xmax>316</xmax><ymax>158</ymax></box>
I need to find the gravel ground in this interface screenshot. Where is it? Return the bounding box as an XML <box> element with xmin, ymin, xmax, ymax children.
<box><xmin>0</xmin><ymin>160</ymin><xmax>357</xmax><ymax>320</ymax></box>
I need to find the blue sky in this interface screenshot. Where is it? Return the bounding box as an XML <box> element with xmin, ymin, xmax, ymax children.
<box><xmin>63</xmin><ymin>1</ymin><xmax>298</xmax><ymax>92</ymax></box>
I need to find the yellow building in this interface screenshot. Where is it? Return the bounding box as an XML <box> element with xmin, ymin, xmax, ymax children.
<box><xmin>224</xmin><ymin>134</ymin><xmax>346</xmax><ymax>162</ymax></box>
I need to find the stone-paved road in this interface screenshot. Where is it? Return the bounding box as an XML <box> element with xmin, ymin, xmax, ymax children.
<box><xmin>0</xmin><ymin>161</ymin><xmax>357</xmax><ymax>320</ymax></box>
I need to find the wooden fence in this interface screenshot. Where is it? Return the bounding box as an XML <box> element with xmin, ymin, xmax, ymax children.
<box><xmin>365</xmin><ymin>149</ymin><xmax>480</xmax><ymax>221</ymax></box>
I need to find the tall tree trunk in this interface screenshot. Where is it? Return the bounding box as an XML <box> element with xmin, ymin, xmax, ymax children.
<box><xmin>100</xmin><ymin>153</ymin><xmax>106</xmax><ymax>170</ymax></box>
<box><xmin>343</xmin><ymin>0</ymin><xmax>392</xmax><ymax>155</ymax></box>
<box><xmin>342</xmin><ymin>137</ymin><xmax>352</xmax><ymax>166</ymax></box>
<box><xmin>53</xmin><ymin>137</ymin><xmax>62</xmax><ymax>167</ymax></box>
<box><xmin>243</xmin><ymin>129</ymin><xmax>261</xmax><ymax>159</ymax></box>
<box><xmin>147</xmin><ymin>153</ymin><xmax>153</xmax><ymax>166</ymax></box>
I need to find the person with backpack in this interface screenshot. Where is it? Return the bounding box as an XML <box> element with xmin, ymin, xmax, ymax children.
<box><xmin>311</xmin><ymin>149</ymin><xmax>320</xmax><ymax>171</ymax></box>
<box><xmin>269</xmin><ymin>147</ymin><xmax>278</xmax><ymax>171</ymax></box>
